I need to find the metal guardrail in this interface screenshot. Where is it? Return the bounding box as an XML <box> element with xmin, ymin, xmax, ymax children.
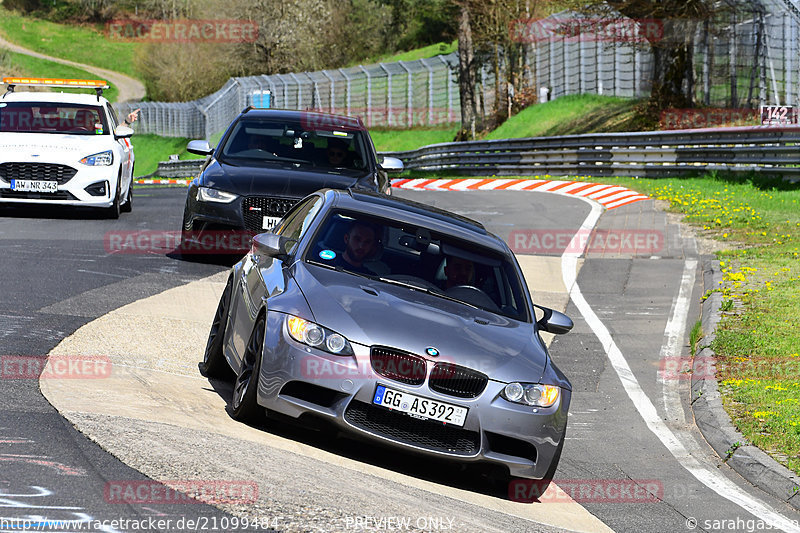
<box><xmin>382</xmin><ymin>126</ymin><xmax>800</xmax><ymax>179</ymax></box>
<box><xmin>151</xmin><ymin>159</ymin><xmax>204</xmax><ymax>178</ymax></box>
<box><xmin>148</xmin><ymin>126</ymin><xmax>800</xmax><ymax>180</ymax></box>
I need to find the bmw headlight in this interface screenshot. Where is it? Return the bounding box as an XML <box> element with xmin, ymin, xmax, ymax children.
<box><xmin>501</xmin><ymin>382</ymin><xmax>560</xmax><ymax>407</ymax></box>
<box><xmin>197</xmin><ymin>186</ymin><xmax>238</xmax><ymax>203</ymax></box>
<box><xmin>80</xmin><ymin>150</ymin><xmax>113</xmax><ymax>166</ymax></box>
<box><xmin>286</xmin><ymin>315</ymin><xmax>353</xmax><ymax>356</ymax></box>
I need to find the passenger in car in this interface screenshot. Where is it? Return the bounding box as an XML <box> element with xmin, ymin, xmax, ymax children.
<box><xmin>247</xmin><ymin>134</ymin><xmax>279</xmax><ymax>155</ymax></box>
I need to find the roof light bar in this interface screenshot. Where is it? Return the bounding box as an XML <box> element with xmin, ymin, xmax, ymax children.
<box><xmin>3</xmin><ymin>77</ymin><xmax>110</xmax><ymax>89</ymax></box>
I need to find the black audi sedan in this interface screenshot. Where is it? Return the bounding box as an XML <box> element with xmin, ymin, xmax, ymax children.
<box><xmin>181</xmin><ymin>108</ymin><xmax>402</xmax><ymax>248</ymax></box>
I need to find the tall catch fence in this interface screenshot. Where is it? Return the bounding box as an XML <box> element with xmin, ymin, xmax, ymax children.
<box><xmin>114</xmin><ymin>0</ymin><xmax>800</xmax><ymax>140</ymax></box>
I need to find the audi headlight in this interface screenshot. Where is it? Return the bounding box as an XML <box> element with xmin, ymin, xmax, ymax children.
<box><xmin>197</xmin><ymin>186</ymin><xmax>238</xmax><ymax>203</ymax></box>
<box><xmin>501</xmin><ymin>382</ymin><xmax>560</xmax><ymax>407</ymax></box>
<box><xmin>286</xmin><ymin>315</ymin><xmax>353</xmax><ymax>356</ymax></box>
<box><xmin>80</xmin><ymin>150</ymin><xmax>113</xmax><ymax>166</ymax></box>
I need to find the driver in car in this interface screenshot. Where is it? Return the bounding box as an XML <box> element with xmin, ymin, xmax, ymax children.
<box><xmin>73</xmin><ymin>109</ymin><xmax>98</xmax><ymax>132</ymax></box>
<box><xmin>334</xmin><ymin>220</ymin><xmax>380</xmax><ymax>275</ymax></box>
<box><xmin>326</xmin><ymin>138</ymin><xmax>351</xmax><ymax>167</ymax></box>
<box><xmin>443</xmin><ymin>256</ymin><xmax>475</xmax><ymax>289</ymax></box>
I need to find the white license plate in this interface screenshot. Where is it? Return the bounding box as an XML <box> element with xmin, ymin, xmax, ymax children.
<box><xmin>11</xmin><ymin>179</ymin><xmax>58</xmax><ymax>193</ymax></box>
<box><xmin>372</xmin><ymin>384</ymin><xmax>468</xmax><ymax>427</ymax></box>
<box><xmin>262</xmin><ymin>216</ymin><xmax>281</xmax><ymax>230</ymax></box>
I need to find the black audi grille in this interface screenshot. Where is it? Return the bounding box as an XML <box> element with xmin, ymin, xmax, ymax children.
<box><xmin>345</xmin><ymin>401</ymin><xmax>479</xmax><ymax>455</ymax></box>
<box><xmin>0</xmin><ymin>190</ymin><xmax>77</xmax><ymax>201</ymax></box>
<box><xmin>241</xmin><ymin>196</ymin><xmax>300</xmax><ymax>232</ymax></box>
<box><xmin>370</xmin><ymin>347</ymin><xmax>427</xmax><ymax>385</ymax></box>
<box><xmin>429</xmin><ymin>363</ymin><xmax>488</xmax><ymax>399</ymax></box>
<box><xmin>0</xmin><ymin>163</ymin><xmax>78</xmax><ymax>185</ymax></box>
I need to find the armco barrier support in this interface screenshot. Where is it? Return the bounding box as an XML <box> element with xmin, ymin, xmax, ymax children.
<box><xmin>148</xmin><ymin>125</ymin><xmax>800</xmax><ymax>180</ymax></box>
<box><xmin>382</xmin><ymin>125</ymin><xmax>800</xmax><ymax>179</ymax></box>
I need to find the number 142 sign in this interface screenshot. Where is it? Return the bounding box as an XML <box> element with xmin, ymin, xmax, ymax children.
<box><xmin>760</xmin><ymin>105</ymin><xmax>798</xmax><ymax>125</ymax></box>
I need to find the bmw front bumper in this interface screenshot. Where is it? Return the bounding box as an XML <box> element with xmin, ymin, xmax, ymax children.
<box><xmin>255</xmin><ymin>311</ymin><xmax>570</xmax><ymax>480</ymax></box>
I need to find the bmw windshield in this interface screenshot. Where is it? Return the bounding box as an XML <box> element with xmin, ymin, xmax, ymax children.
<box><xmin>304</xmin><ymin>210</ymin><xmax>531</xmax><ymax>321</ymax></box>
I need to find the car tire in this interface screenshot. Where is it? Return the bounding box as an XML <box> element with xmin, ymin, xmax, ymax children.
<box><xmin>179</xmin><ymin>209</ymin><xmax>197</xmax><ymax>257</ymax></box>
<box><xmin>231</xmin><ymin>315</ymin><xmax>266</xmax><ymax>423</ymax></box>
<box><xmin>515</xmin><ymin>431</ymin><xmax>564</xmax><ymax>500</ymax></box>
<box><xmin>105</xmin><ymin>178</ymin><xmax>121</xmax><ymax>219</ymax></box>
<box><xmin>121</xmin><ymin>176</ymin><xmax>133</xmax><ymax>213</ymax></box>
<box><xmin>200</xmin><ymin>276</ymin><xmax>234</xmax><ymax>379</ymax></box>
<box><xmin>497</xmin><ymin>431</ymin><xmax>564</xmax><ymax>502</ymax></box>
<box><xmin>536</xmin><ymin>434</ymin><xmax>564</xmax><ymax>495</ymax></box>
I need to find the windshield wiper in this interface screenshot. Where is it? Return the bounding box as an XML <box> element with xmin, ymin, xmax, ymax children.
<box><xmin>308</xmin><ymin>262</ymin><xmax>479</xmax><ymax>309</ymax></box>
<box><xmin>308</xmin><ymin>260</ymin><xmax>380</xmax><ymax>282</ymax></box>
<box><xmin>375</xmin><ymin>276</ymin><xmax>479</xmax><ymax>309</ymax></box>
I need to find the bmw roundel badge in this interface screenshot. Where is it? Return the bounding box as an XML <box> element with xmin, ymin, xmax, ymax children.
<box><xmin>425</xmin><ymin>347</ymin><xmax>439</xmax><ymax>357</ymax></box>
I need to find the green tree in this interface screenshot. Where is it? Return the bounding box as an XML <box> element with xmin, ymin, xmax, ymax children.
<box><xmin>563</xmin><ymin>0</ymin><xmax>713</xmax><ymax>117</ymax></box>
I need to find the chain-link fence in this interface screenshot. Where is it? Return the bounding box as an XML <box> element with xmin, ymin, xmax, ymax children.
<box><xmin>697</xmin><ymin>0</ymin><xmax>800</xmax><ymax>109</ymax></box>
<box><xmin>114</xmin><ymin>1</ymin><xmax>800</xmax><ymax>140</ymax></box>
<box><xmin>116</xmin><ymin>54</ymin><xmax>461</xmax><ymax>140</ymax></box>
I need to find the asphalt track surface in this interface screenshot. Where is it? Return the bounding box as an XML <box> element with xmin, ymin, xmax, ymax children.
<box><xmin>2</xmin><ymin>187</ymin><xmax>800</xmax><ymax>532</ymax></box>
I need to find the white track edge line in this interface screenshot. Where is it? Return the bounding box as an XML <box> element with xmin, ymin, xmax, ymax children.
<box><xmin>561</xmin><ymin>195</ymin><xmax>800</xmax><ymax>532</ymax></box>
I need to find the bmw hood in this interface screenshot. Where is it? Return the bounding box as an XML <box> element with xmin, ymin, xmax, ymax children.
<box><xmin>293</xmin><ymin>263</ymin><xmax>548</xmax><ymax>384</ymax></box>
<box><xmin>201</xmin><ymin>158</ymin><xmax>365</xmax><ymax>198</ymax></box>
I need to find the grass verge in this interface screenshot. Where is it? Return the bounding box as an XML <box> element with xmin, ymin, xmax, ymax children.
<box><xmin>357</xmin><ymin>41</ymin><xmax>457</xmax><ymax>66</ymax></box>
<box><xmin>371</xmin><ymin>127</ymin><xmax>458</xmax><ymax>152</ymax></box>
<box><xmin>370</xmin><ymin>95</ymin><xmax>643</xmax><ymax>152</ymax></box>
<box><xmin>400</xmin><ymin>170</ymin><xmax>800</xmax><ymax>472</ymax></box>
<box><xmin>0</xmin><ymin>49</ymin><xmax>119</xmax><ymax>102</ymax></box>
<box><xmin>131</xmin><ymin>134</ymin><xmax>202</xmax><ymax>177</ymax></box>
<box><xmin>0</xmin><ymin>11</ymin><xmax>139</xmax><ymax>79</ymax></box>
<box><xmin>641</xmin><ymin>174</ymin><xmax>800</xmax><ymax>473</ymax></box>
<box><xmin>487</xmin><ymin>94</ymin><xmax>643</xmax><ymax>139</ymax></box>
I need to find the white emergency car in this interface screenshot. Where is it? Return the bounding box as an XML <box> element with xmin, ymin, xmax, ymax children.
<box><xmin>0</xmin><ymin>77</ymin><xmax>134</xmax><ymax>218</ymax></box>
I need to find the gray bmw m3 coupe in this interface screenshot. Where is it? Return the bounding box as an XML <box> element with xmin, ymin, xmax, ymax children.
<box><xmin>201</xmin><ymin>188</ymin><xmax>574</xmax><ymax>486</ymax></box>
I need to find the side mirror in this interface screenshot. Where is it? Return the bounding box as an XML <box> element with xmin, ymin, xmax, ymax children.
<box><xmin>252</xmin><ymin>232</ymin><xmax>297</xmax><ymax>260</ymax></box>
<box><xmin>114</xmin><ymin>124</ymin><xmax>134</xmax><ymax>138</ymax></box>
<box><xmin>379</xmin><ymin>156</ymin><xmax>404</xmax><ymax>173</ymax></box>
<box><xmin>187</xmin><ymin>139</ymin><xmax>213</xmax><ymax>156</ymax></box>
<box><xmin>535</xmin><ymin>305</ymin><xmax>573</xmax><ymax>335</ymax></box>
